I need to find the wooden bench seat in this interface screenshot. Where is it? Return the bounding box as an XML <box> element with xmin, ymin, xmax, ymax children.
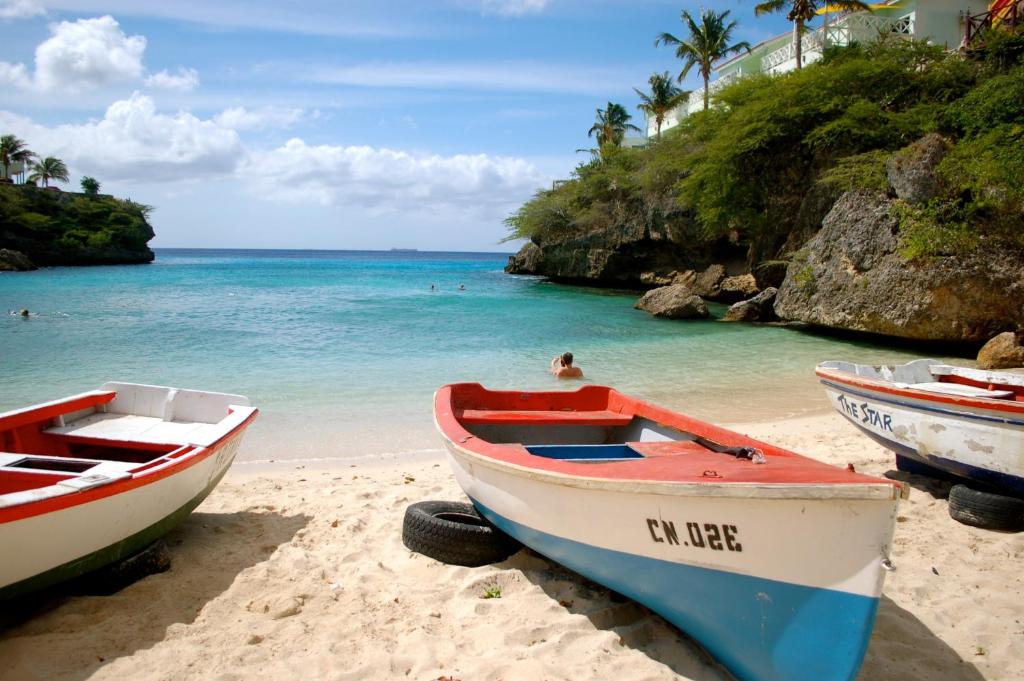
<box><xmin>458</xmin><ymin>409</ymin><xmax>634</xmax><ymax>426</ymax></box>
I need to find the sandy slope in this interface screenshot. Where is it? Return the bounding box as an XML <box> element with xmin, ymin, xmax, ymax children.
<box><xmin>2</xmin><ymin>412</ymin><xmax>1021</xmax><ymax>681</ymax></box>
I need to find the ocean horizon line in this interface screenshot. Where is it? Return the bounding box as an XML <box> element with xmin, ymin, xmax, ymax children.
<box><xmin>152</xmin><ymin>246</ymin><xmax>517</xmax><ymax>256</ymax></box>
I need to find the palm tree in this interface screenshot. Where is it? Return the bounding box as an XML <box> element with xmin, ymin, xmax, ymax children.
<box><xmin>755</xmin><ymin>0</ymin><xmax>870</xmax><ymax>70</ymax></box>
<box><xmin>588</xmin><ymin>102</ymin><xmax>641</xmax><ymax>158</ymax></box>
<box><xmin>0</xmin><ymin>134</ymin><xmax>34</xmax><ymax>182</ymax></box>
<box><xmin>28</xmin><ymin>156</ymin><xmax>70</xmax><ymax>188</ymax></box>
<box><xmin>656</xmin><ymin>9</ymin><xmax>751</xmax><ymax>111</ymax></box>
<box><xmin>634</xmin><ymin>72</ymin><xmax>689</xmax><ymax>140</ymax></box>
<box><xmin>80</xmin><ymin>176</ymin><xmax>101</xmax><ymax>196</ymax></box>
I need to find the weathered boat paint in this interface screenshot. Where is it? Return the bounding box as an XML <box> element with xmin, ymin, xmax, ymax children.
<box><xmin>817</xmin><ymin>360</ymin><xmax>1024</xmax><ymax>495</ymax></box>
<box><xmin>434</xmin><ymin>383</ymin><xmax>903</xmax><ymax>681</ymax></box>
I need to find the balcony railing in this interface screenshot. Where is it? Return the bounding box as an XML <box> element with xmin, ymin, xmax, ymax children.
<box><xmin>761</xmin><ymin>12</ymin><xmax>915</xmax><ymax>72</ymax></box>
<box><xmin>965</xmin><ymin>1</ymin><xmax>1024</xmax><ymax>47</ymax></box>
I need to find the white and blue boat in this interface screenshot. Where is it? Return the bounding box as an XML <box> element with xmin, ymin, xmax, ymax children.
<box><xmin>817</xmin><ymin>359</ymin><xmax>1024</xmax><ymax>495</ymax></box>
<box><xmin>434</xmin><ymin>383</ymin><xmax>905</xmax><ymax>681</ymax></box>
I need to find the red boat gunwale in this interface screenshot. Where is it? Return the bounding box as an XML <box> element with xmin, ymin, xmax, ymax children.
<box><xmin>815</xmin><ymin>366</ymin><xmax>1024</xmax><ymax>414</ymax></box>
<box><xmin>0</xmin><ymin>408</ymin><xmax>258</xmax><ymax>525</ymax></box>
<box><xmin>435</xmin><ymin>383</ymin><xmax>901</xmax><ymax>490</ymax></box>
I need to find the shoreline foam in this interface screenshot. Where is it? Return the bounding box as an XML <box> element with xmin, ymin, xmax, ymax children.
<box><xmin>2</xmin><ymin>412</ymin><xmax>1018</xmax><ymax>681</ymax></box>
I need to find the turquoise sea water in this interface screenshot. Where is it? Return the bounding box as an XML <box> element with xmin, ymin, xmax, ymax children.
<box><xmin>0</xmin><ymin>249</ymin><xmax>948</xmax><ymax>463</ymax></box>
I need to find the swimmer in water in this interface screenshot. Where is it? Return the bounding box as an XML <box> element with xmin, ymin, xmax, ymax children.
<box><xmin>549</xmin><ymin>352</ymin><xmax>583</xmax><ymax>379</ymax></box>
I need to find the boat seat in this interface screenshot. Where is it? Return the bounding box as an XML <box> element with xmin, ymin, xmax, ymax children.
<box><xmin>458</xmin><ymin>409</ymin><xmax>634</xmax><ymax>427</ymax></box>
<box><xmin>45</xmin><ymin>412</ymin><xmax>220</xmax><ymax>446</ymax></box>
<box><xmin>907</xmin><ymin>382</ymin><xmax>1014</xmax><ymax>399</ymax></box>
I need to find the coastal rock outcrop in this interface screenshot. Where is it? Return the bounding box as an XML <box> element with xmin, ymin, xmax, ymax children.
<box><xmin>724</xmin><ymin>288</ymin><xmax>778</xmax><ymax>323</ymax></box>
<box><xmin>673</xmin><ymin>264</ymin><xmax>726</xmax><ymax>298</ymax></box>
<box><xmin>0</xmin><ymin>185</ymin><xmax>155</xmax><ymax>267</ymax></box>
<box><xmin>0</xmin><ymin>249</ymin><xmax>36</xmax><ymax>271</ymax></box>
<box><xmin>977</xmin><ymin>332</ymin><xmax>1024</xmax><ymax>370</ymax></box>
<box><xmin>505</xmin><ymin>242</ymin><xmax>544</xmax><ymax>274</ymax></box>
<box><xmin>886</xmin><ymin>133</ymin><xmax>950</xmax><ymax>204</ymax></box>
<box><xmin>719</xmin><ymin>274</ymin><xmax>759</xmax><ymax>303</ymax></box>
<box><xmin>502</xmin><ymin>196</ymin><xmax>739</xmax><ymax>286</ymax></box>
<box><xmin>774</xmin><ymin>190</ymin><xmax>1024</xmax><ymax>343</ymax></box>
<box><xmin>634</xmin><ymin>285</ymin><xmax>708</xmax><ymax>319</ymax></box>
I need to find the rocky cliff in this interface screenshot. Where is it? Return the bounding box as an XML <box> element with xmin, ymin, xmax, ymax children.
<box><xmin>505</xmin><ymin>207</ymin><xmax>729</xmax><ymax>287</ymax></box>
<box><xmin>0</xmin><ymin>185</ymin><xmax>155</xmax><ymax>268</ymax></box>
<box><xmin>774</xmin><ymin>189</ymin><xmax>1024</xmax><ymax>343</ymax></box>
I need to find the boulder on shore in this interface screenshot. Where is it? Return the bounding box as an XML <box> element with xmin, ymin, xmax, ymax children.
<box><xmin>719</xmin><ymin>274</ymin><xmax>759</xmax><ymax>303</ymax></box>
<box><xmin>977</xmin><ymin>332</ymin><xmax>1024</xmax><ymax>370</ymax></box>
<box><xmin>0</xmin><ymin>249</ymin><xmax>36</xmax><ymax>271</ymax></box>
<box><xmin>673</xmin><ymin>264</ymin><xmax>726</xmax><ymax>298</ymax></box>
<box><xmin>774</xmin><ymin>190</ymin><xmax>1024</xmax><ymax>343</ymax></box>
<box><xmin>634</xmin><ymin>285</ymin><xmax>709</xmax><ymax>319</ymax></box>
<box><xmin>724</xmin><ymin>288</ymin><xmax>778</xmax><ymax>323</ymax></box>
<box><xmin>886</xmin><ymin>133</ymin><xmax>950</xmax><ymax>204</ymax></box>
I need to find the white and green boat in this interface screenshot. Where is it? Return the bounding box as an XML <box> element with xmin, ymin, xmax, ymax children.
<box><xmin>0</xmin><ymin>382</ymin><xmax>257</xmax><ymax>600</ymax></box>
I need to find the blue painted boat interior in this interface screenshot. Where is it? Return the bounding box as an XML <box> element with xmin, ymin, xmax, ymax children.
<box><xmin>471</xmin><ymin>497</ymin><xmax>878</xmax><ymax>681</ymax></box>
<box><xmin>525</xmin><ymin>444</ymin><xmax>644</xmax><ymax>461</ymax></box>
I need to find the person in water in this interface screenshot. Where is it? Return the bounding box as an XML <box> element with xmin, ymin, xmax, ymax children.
<box><xmin>550</xmin><ymin>352</ymin><xmax>583</xmax><ymax>378</ymax></box>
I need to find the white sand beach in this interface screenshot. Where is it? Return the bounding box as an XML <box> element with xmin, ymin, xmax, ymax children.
<box><xmin>2</xmin><ymin>411</ymin><xmax>1021</xmax><ymax>681</ymax></box>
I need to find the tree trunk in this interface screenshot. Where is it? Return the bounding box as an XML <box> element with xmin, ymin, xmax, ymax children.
<box><xmin>794</xmin><ymin>19</ymin><xmax>803</xmax><ymax>70</ymax></box>
<box><xmin>702</xmin><ymin>73</ymin><xmax>709</xmax><ymax>110</ymax></box>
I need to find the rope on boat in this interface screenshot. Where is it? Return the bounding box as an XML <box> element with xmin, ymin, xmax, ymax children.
<box><xmin>690</xmin><ymin>435</ymin><xmax>767</xmax><ymax>464</ymax></box>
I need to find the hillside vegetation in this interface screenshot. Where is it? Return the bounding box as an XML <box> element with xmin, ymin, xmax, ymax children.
<box><xmin>0</xmin><ymin>185</ymin><xmax>155</xmax><ymax>267</ymax></box>
<box><xmin>506</xmin><ymin>38</ymin><xmax>1024</xmax><ymax>269</ymax></box>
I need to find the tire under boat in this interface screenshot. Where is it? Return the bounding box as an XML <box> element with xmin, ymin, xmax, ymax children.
<box><xmin>434</xmin><ymin>382</ymin><xmax>905</xmax><ymax>681</ymax></box>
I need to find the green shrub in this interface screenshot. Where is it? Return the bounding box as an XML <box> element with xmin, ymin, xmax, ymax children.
<box><xmin>819</xmin><ymin>150</ymin><xmax>890</xmax><ymax>192</ymax></box>
<box><xmin>892</xmin><ymin>199</ymin><xmax>979</xmax><ymax>261</ymax></box>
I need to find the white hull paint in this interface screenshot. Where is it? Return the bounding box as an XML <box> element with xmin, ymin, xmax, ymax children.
<box><xmin>444</xmin><ymin>439</ymin><xmax>899</xmax><ymax>599</ymax></box>
<box><xmin>0</xmin><ymin>431</ymin><xmax>242</xmax><ymax>592</ymax></box>
<box><xmin>823</xmin><ymin>385</ymin><xmax>1024</xmax><ymax>476</ymax></box>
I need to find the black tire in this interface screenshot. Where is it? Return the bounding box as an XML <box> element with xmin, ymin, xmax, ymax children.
<box><xmin>402</xmin><ymin>500</ymin><xmax>521</xmax><ymax>567</ymax></box>
<box><xmin>73</xmin><ymin>539</ymin><xmax>172</xmax><ymax>595</ymax></box>
<box><xmin>948</xmin><ymin>484</ymin><xmax>1024</xmax><ymax>532</ymax></box>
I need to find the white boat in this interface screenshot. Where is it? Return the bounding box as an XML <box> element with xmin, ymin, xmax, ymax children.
<box><xmin>817</xmin><ymin>359</ymin><xmax>1024</xmax><ymax>494</ymax></box>
<box><xmin>434</xmin><ymin>383</ymin><xmax>905</xmax><ymax>681</ymax></box>
<box><xmin>0</xmin><ymin>382</ymin><xmax>257</xmax><ymax>600</ymax></box>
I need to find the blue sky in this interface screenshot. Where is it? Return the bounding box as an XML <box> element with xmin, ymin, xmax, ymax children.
<box><xmin>0</xmin><ymin>1</ymin><xmax>794</xmax><ymax>250</ymax></box>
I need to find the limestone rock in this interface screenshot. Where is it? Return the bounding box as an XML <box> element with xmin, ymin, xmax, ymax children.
<box><xmin>977</xmin><ymin>332</ymin><xmax>1024</xmax><ymax>370</ymax></box>
<box><xmin>724</xmin><ymin>288</ymin><xmax>778</xmax><ymax>322</ymax></box>
<box><xmin>634</xmin><ymin>285</ymin><xmax>709</xmax><ymax>319</ymax></box>
<box><xmin>719</xmin><ymin>274</ymin><xmax>759</xmax><ymax>303</ymax></box>
<box><xmin>0</xmin><ymin>249</ymin><xmax>36</xmax><ymax>271</ymax></box>
<box><xmin>640</xmin><ymin>270</ymin><xmax>676</xmax><ymax>286</ymax></box>
<box><xmin>674</xmin><ymin>264</ymin><xmax>726</xmax><ymax>298</ymax></box>
<box><xmin>886</xmin><ymin>133</ymin><xmax>950</xmax><ymax>204</ymax></box>
<box><xmin>503</xmin><ymin>199</ymin><xmax>725</xmax><ymax>286</ymax></box>
<box><xmin>774</xmin><ymin>190</ymin><xmax>1024</xmax><ymax>343</ymax></box>
<box><xmin>505</xmin><ymin>242</ymin><xmax>543</xmax><ymax>274</ymax></box>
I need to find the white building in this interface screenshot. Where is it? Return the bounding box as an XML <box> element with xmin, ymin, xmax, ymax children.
<box><xmin>650</xmin><ymin>0</ymin><xmax>991</xmax><ymax>138</ymax></box>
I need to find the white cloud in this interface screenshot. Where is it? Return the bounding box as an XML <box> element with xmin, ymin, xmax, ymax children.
<box><xmin>213</xmin><ymin>106</ymin><xmax>307</xmax><ymax>130</ymax></box>
<box><xmin>0</xmin><ymin>0</ymin><xmax>43</xmax><ymax>20</ymax></box>
<box><xmin>0</xmin><ymin>61</ymin><xmax>30</xmax><ymax>88</ymax></box>
<box><xmin>480</xmin><ymin>0</ymin><xmax>548</xmax><ymax>17</ymax></box>
<box><xmin>242</xmin><ymin>138</ymin><xmax>546</xmax><ymax>209</ymax></box>
<box><xmin>0</xmin><ymin>93</ymin><xmax>243</xmax><ymax>182</ymax></box>
<box><xmin>144</xmin><ymin>67</ymin><xmax>199</xmax><ymax>92</ymax></box>
<box><xmin>0</xmin><ymin>95</ymin><xmax>547</xmax><ymax>218</ymax></box>
<box><xmin>0</xmin><ymin>15</ymin><xmax>147</xmax><ymax>92</ymax></box>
